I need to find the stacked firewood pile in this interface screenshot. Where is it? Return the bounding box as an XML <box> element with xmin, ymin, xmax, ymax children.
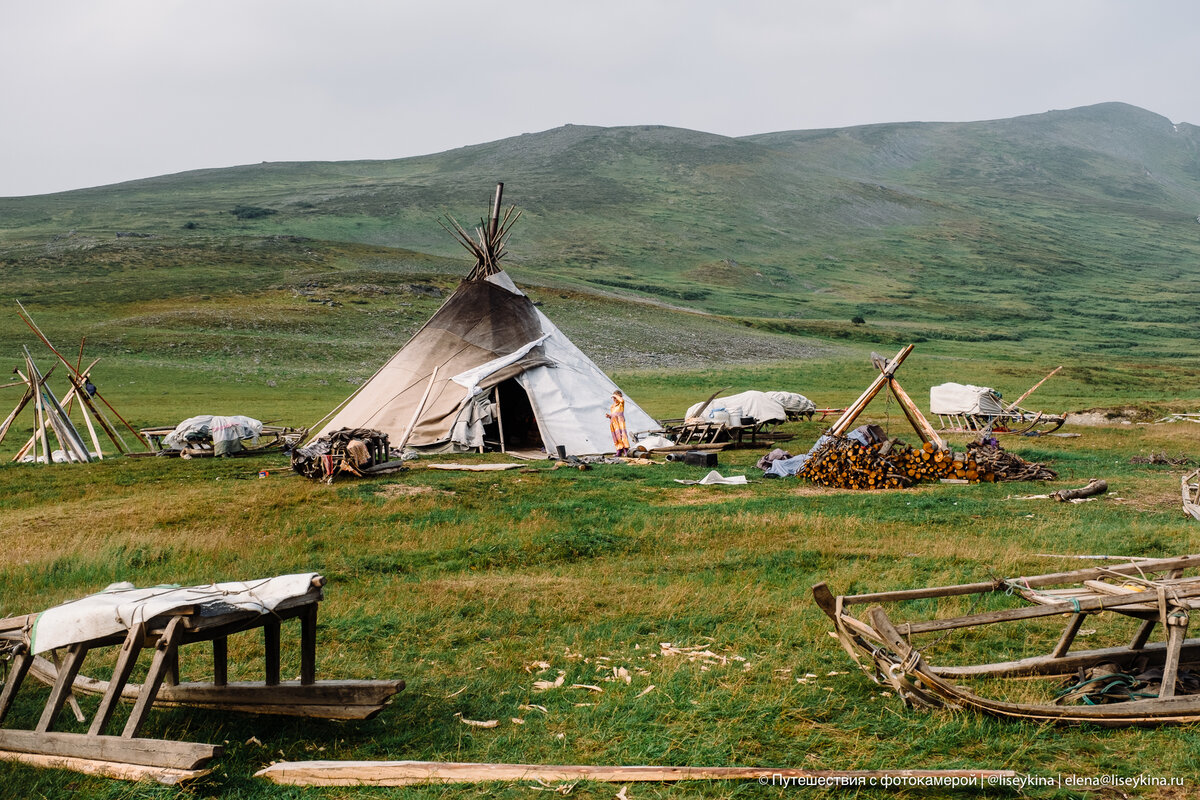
<box><xmin>966</xmin><ymin>441</ymin><xmax>1057</xmax><ymax>481</ymax></box>
<box><xmin>800</xmin><ymin>436</ymin><xmax>991</xmax><ymax>489</ymax></box>
<box><xmin>797</xmin><ymin>345</ymin><xmax>1058</xmax><ymax>490</ymax></box>
<box><xmin>799</xmin><ymin>435</ymin><xmax>1055</xmax><ymax>489</ymax></box>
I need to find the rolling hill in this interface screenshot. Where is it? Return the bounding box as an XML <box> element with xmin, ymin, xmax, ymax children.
<box><xmin>1</xmin><ymin>101</ymin><xmax>1198</xmax><ymax>406</ymax></box>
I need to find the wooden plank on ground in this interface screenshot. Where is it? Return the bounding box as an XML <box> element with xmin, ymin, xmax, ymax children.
<box><xmin>255</xmin><ymin>760</ymin><xmax>1017</xmax><ymax>787</ymax></box>
<box><xmin>0</xmin><ymin>730</ymin><xmax>220</xmax><ymax>769</ymax></box>
<box><xmin>0</xmin><ymin>750</ymin><xmax>211</xmax><ymax>784</ymax></box>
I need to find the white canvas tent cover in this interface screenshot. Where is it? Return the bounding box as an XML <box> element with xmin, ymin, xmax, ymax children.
<box><xmin>929</xmin><ymin>383</ymin><xmax>1006</xmax><ymax>416</ymax></box>
<box><xmin>315</xmin><ymin>271</ymin><xmax>657</xmax><ymax>456</ymax></box>
<box><xmin>28</xmin><ymin>573</ymin><xmax>320</xmax><ymax>654</ymax></box>
<box><xmin>685</xmin><ymin>390</ymin><xmax>804</xmax><ymax>424</ymax></box>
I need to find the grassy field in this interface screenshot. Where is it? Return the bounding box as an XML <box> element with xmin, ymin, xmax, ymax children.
<box><xmin>2</xmin><ymin>102</ymin><xmax>1200</xmax><ymax>797</ymax></box>
<box><xmin>3</xmin><ymin>351</ymin><xmax>1200</xmax><ymax>799</ymax></box>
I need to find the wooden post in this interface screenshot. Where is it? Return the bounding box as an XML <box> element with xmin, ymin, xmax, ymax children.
<box><xmin>1160</xmin><ymin>610</ymin><xmax>1189</xmax><ymax>699</ymax></box>
<box><xmin>25</xmin><ymin>350</ymin><xmax>91</xmax><ymax>463</ymax></box>
<box><xmin>300</xmin><ymin>604</ymin><xmax>318</xmax><ymax>686</ymax></box>
<box><xmin>164</xmin><ymin>646</ymin><xmax>180</xmax><ymax>686</ymax></box>
<box><xmin>88</xmin><ymin>624</ymin><xmax>144</xmax><ymax>735</ymax></box>
<box><xmin>827</xmin><ymin>345</ymin><xmax>913</xmax><ymax>437</ymax></box>
<box><xmin>16</xmin><ymin>301</ymin><xmax>147</xmax><ymax>448</ymax></box>
<box><xmin>0</xmin><ymin>382</ymin><xmax>33</xmax><ymax>445</ymax></box>
<box><xmin>886</xmin><ymin>377</ymin><xmax>946</xmax><ymax>451</ymax></box>
<box><xmin>1006</xmin><ymin>366</ymin><xmax>1062</xmax><ymax>410</ymax></box>
<box><xmin>212</xmin><ymin>637</ymin><xmax>228</xmax><ymax>686</ymax></box>
<box><xmin>1050</xmin><ymin>613</ymin><xmax>1087</xmax><ymax>658</ymax></box>
<box><xmin>0</xmin><ymin>645</ymin><xmax>31</xmax><ymax>725</ymax></box>
<box><xmin>1129</xmin><ymin>619</ymin><xmax>1156</xmax><ymax>650</ymax></box>
<box><xmin>122</xmin><ymin>616</ymin><xmax>184</xmax><ymax>738</ymax></box>
<box><xmin>29</xmin><ymin>356</ymin><xmax>50</xmax><ymax>466</ymax></box>
<box><xmin>36</xmin><ymin>643</ymin><xmax>88</xmax><ymax>732</ymax></box>
<box><xmin>493</xmin><ymin>387</ymin><xmax>506</xmax><ymax>453</ymax></box>
<box><xmin>398</xmin><ymin>367</ymin><xmax>438</xmax><ymax>451</ymax></box>
<box><xmin>264</xmin><ymin>619</ymin><xmax>281</xmax><ymax>687</ymax></box>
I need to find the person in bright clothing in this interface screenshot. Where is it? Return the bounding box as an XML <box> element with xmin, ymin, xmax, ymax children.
<box><xmin>606</xmin><ymin>390</ymin><xmax>630</xmax><ymax>456</ymax></box>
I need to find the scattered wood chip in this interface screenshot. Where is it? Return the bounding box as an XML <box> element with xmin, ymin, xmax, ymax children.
<box><xmin>526</xmin><ymin>660</ymin><xmax>552</xmax><ymax>673</ymax></box>
<box><xmin>635</xmin><ymin>685</ymin><xmax>655</xmax><ymax>698</ymax></box>
<box><xmin>570</xmin><ymin>684</ymin><xmax>604</xmax><ymax>693</ymax></box>
<box><xmin>614</xmin><ymin>667</ymin><xmax>631</xmax><ymax>684</ymax></box>
<box><xmin>246</xmin><ymin>736</ymin><xmax>263</xmax><ymax>747</ymax></box>
<box><xmin>511</xmin><ymin>717</ymin><xmax>525</xmax><ymax>725</ymax></box>
<box><xmin>454</xmin><ymin>713</ymin><xmax>499</xmax><ymax>728</ymax></box>
<box><xmin>533</xmin><ymin>671</ymin><xmax>566</xmax><ymax>691</ymax></box>
<box><xmin>518</xmin><ymin>703</ymin><xmax>549</xmax><ymax>714</ymax></box>
<box><xmin>445</xmin><ymin>686</ymin><xmax>467</xmax><ymax>698</ymax></box>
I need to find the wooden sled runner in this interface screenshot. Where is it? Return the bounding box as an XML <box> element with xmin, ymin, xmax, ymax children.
<box><xmin>813</xmin><ymin>554</ymin><xmax>1200</xmax><ymax>726</ymax></box>
<box><xmin>0</xmin><ymin>574</ymin><xmax>404</xmax><ymax>782</ymax></box>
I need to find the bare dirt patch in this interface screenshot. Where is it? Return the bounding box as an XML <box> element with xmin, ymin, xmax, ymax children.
<box><xmin>375</xmin><ymin>484</ymin><xmax>455</xmax><ymax>500</ymax></box>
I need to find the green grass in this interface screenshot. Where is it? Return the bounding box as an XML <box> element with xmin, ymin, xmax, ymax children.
<box><xmin>2</xmin><ymin>101</ymin><xmax>1200</xmax><ymax>797</ymax></box>
<box><xmin>3</xmin><ymin>396</ymin><xmax>1200</xmax><ymax>798</ymax></box>
<box><xmin>3</xmin><ymin>102</ymin><xmax>1200</xmax><ymax>363</ymax></box>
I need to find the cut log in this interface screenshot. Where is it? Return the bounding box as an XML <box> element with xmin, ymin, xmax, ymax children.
<box><xmin>1052</xmin><ymin>479</ymin><xmax>1107</xmax><ymax>502</ymax></box>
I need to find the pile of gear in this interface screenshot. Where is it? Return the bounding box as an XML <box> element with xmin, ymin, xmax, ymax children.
<box><xmin>291</xmin><ymin>427</ymin><xmax>401</xmax><ymax>483</ymax></box>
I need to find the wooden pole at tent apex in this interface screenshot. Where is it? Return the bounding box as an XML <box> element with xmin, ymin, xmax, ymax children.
<box><xmin>488</xmin><ymin>183</ymin><xmax>504</xmax><ymax>242</ymax></box>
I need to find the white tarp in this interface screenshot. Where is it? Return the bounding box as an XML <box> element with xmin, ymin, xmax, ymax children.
<box><xmin>674</xmin><ymin>470</ymin><xmax>749</xmax><ymax>485</ymax></box>
<box><xmin>764</xmin><ymin>391</ymin><xmax>817</xmax><ymax>418</ymax></box>
<box><xmin>929</xmin><ymin>383</ymin><xmax>1006</xmax><ymax>416</ymax></box>
<box><xmin>451</xmin><ymin>335</ymin><xmax>550</xmax><ymax>396</ymax></box>
<box><xmin>162</xmin><ymin>415</ymin><xmax>263</xmax><ymax>450</ymax></box>
<box><xmin>685</xmin><ymin>390</ymin><xmax>791</xmax><ymax>425</ymax></box>
<box><xmin>28</xmin><ymin>573</ymin><xmax>320</xmax><ymax>654</ymax></box>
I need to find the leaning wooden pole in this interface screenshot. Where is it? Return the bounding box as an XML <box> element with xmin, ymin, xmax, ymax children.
<box><xmin>1006</xmin><ymin>366</ymin><xmax>1062</xmax><ymax>411</ymax></box>
<box><xmin>886</xmin><ymin>378</ymin><xmax>946</xmax><ymax>450</ymax></box>
<box><xmin>488</xmin><ymin>182</ymin><xmax>504</xmax><ymax>242</ymax></box>
<box><xmin>826</xmin><ymin>345</ymin><xmax>913</xmax><ymax>437</ymax></box>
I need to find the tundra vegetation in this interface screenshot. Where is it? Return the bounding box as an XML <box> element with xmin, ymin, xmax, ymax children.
<box><xmin>2</xmin><ymin>104</ymin><xmax>1200</xmax><ymax>797</ymax></box>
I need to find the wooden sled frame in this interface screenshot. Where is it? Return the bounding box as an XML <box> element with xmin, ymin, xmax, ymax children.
<box><xmin>934</xmin><ymin>407</ymin><xmax>1066</xmax><ymax>436</ymax></box>
<box><xmin>0</xmin><ymin>575</ymin><xmax>404</xmax><ymax>781</ymax></box>
<box><xmin>813</xmin><ymin>554</ymin><xmax>1200</xmax><ymax>726</ymax></box>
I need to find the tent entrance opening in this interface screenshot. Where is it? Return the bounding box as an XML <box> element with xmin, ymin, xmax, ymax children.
<box><xmin>484</xmin><ymin>379</ymin><xmax>542</xmax><ymax>452</ymax></box>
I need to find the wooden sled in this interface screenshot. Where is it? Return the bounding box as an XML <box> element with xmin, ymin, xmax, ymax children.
<box><xmin>935</xmin><ymin>407</ymin><xmax>1066</xmax><ymax>436</ymax></box>
<box><xmin>0</xmin><ymin>574</ymin><xmax>404</xmax><ymax>782</ymax></box>
<box><xmin>813</xmin><ymin>555</ymin><xmax>1200</xmax><ymax>726</ymax></box>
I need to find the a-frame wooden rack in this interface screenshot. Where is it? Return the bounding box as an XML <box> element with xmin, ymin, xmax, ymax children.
<box><xmin>822</xmin><ymin>344</ymin><xmax>948</xmax><ymax>452</ymax></box>
<box><xmin>0</xmin><ymin>302</ymin><xmax>147</xmax><ymax>462</ymax></box>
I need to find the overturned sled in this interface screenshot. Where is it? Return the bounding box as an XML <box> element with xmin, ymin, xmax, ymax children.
<box><xmin>0</xmin><ymin>574</ymin><xmax>404</xmax><ymax>782</ymax></box>
<box><xmin>813</xmin><ymin>554</ymin><xmax>1200</xmax><ymax>726</ymax></box>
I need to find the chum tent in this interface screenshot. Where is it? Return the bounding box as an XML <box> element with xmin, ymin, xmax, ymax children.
<box><xmin>312</xmin><ymin>185</ymin><xmax>657</xmax><ymax>456</ymax></box>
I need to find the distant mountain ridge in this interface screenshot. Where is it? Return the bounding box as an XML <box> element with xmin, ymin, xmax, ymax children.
<box><xmin>2</xmin><ymin>102</ymin><xmax>1199</xmax><ymax>362</ymax></box>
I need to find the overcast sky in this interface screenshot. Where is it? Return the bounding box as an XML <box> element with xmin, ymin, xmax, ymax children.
<box><xmin>3</xmin><ymin>0</ymin><xmax>1198</xmax><ymax>197</ymax></box>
